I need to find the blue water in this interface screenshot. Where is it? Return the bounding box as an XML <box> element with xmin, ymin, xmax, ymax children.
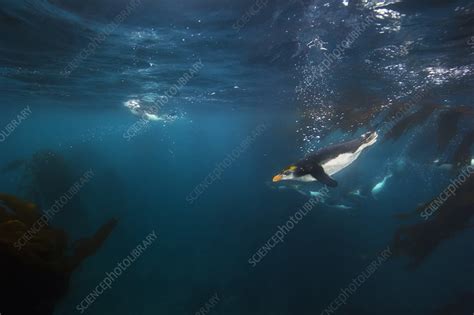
<box><xmin>1</xmin><ymin>0</ymin><xmax>473</xmax><ymax>314</ymax></box>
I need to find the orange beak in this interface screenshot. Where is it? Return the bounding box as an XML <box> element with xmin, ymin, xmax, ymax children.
<box><xmin>272</xmin><ymin>174</ymin><xmax>283</xmax><ymax>182</ymax></box>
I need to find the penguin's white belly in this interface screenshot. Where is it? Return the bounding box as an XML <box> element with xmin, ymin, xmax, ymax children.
<box><xmin>295</xmin><ymin>174</ymin><xmax>317</xmax><ymax>182</ymax></box>
<box><xmin>322</xmin><ymin>152</ymin><xmax>361</xmax><ymax>176</ymax></box>
<box><xmin>292</xmin><ymin>152</ymin><xmax>360</xmax><ymax>182</ymax></box>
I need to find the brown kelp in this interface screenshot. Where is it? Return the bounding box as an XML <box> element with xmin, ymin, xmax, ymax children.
<box><xmin>68</xmin><ymin>218</ymin><xmax>118</xmax><ymax>271</ymax></box>
<box><xmin>15</xmin><ymin>150</ymin><xmax>77</xmax><ymax>206</ymax></box>
<box><xmin>0</xmin><ymin>193</ymin><xmax>117</xmax><ymax>315</ymax></box>
<box><xmin>392</xmin><ymin>201</ymin><xmax>429</xmax><ymax>221</ymax></box>
<box><xmin>452</xmin><ymin>129</ymin><xmax>474</xmax><ymax>167</ymax></box>
<box><xmin>332</xmin><ymin>91</ymin><xmax>385</xmax><ymax>135</ymax></box>
<box><xmin>0</xmin><ymin>158</ymin><xmax>26</xmax><ymax>173</ymax></box>
<box><xmin>2</xmin><ymin>150</ymin><xmax>89</xmax><ymax>232</ymax></box>
<box><xmin>391</xmin><ymin>175</ymin><xmax>474</xmax><ymax>269</ymax></box>
<box><xmin>334</xmin><ymin>104</ymin><xmax>382</xmax><ymax>134</ymax></box>
<box><xmin>436</xmin><ymin>109</ymin><xmax>463</xmax><ymax>152</ymax></box>
<box><xmin>384</xmin><ymin>104</ymin><xmax>438</xmax><ymax>141</ymax></box>
<box><xmin>296</xmin><ymin>88</ymin><xmax>384</xmax><ymax>142</ymax></box>
<box><xmin>432</xmin><ymin>292</ymin><xmax>474</xmax><ymax>315</ymax></box>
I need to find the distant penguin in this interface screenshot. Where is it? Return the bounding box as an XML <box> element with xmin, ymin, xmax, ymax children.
<box><xmin>393</xmin><ymin>158</ymin><xmax>408</xmax><ymax>174</ymax></box>
<box><xmin>371</xmin><ymin>174</ymin><xmax>393</xmax><ymax>198</ymax></box>
<box><xmin>309</xmin><ymin>190</ymin><xmax>328</xmax><ymax>199</ymax></box>
<box><xmin>329</xmin><ymin>204</ymin><xmax>354</xmax><ymax>210</ymax></box>
<box><xmin>272</xmin><ymin>131</ymin><xmax>378</xmax><ymax>187</ymax></box>
<box><xmin>433</xmin><ymin>158</ymin><xmax>454</xmax><ymax>171</ymax></box>
<box><xmin>349</xmin><ymin>189</ymin><xmax>368</xmax><ymax>199</ymax></box>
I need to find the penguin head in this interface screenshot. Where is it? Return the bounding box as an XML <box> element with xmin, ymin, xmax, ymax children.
<box><xmin>272</xmin><ymin>165</ymin><xmax>301</xmax><ymax>182</ymax></box>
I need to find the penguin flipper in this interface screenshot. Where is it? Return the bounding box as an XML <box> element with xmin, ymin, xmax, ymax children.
<box><xmin>311</xmin><ymin>165</ymin><xmax>338</xmax><ymax>187</ymax></box>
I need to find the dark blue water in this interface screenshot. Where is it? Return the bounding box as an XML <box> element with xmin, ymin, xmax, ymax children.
<box><xmin>0</xmin><ymin>1</ymin><xmax>473</xmax><ymax>315</ymax></box>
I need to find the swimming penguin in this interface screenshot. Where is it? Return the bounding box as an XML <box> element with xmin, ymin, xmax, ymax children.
<box><xmin>371</xmin><ymin>173</ymin><xmax>393</xmax><ymax>198</ymax></box>
<box><xmin>433</xmin><ymin>158</ymin><xmax>454</xmax><ymax>171</ymax></box>
<box><xmin>272</xmin><ymin>131</ymin><xmax>378</xmax><ymax>187</ymax></box>
<box><xmin>328</xmin><ymin>204</ymin><xmax>354</xmax><ymax>210</ymax></box>
<box><xmin>309</xmin><ymin>190</ymin><xmax>329</xmax><ymax>199</ymax></box>
<box><xmin>349</xmin><ymin>188</ymin><xmax>368</xmax><ymax>199</ymax></box>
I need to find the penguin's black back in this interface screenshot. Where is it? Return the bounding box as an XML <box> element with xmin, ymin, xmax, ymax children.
<box><xmin>298</xmin><ymin>137</ymin><xmax>364</xmax><ymax>168</ymax></box>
